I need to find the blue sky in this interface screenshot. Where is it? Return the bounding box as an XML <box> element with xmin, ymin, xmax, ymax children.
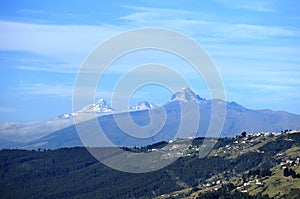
<box><xmin>0</xmin><ymin>0</ymin><xmax>300</xmax><ymax>122</ymax></box>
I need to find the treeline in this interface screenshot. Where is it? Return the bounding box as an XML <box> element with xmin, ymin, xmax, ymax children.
<box><xmin>283</xmin><ymin>167</ymin><xmax>300</xmax><ymax>178</ymax></box>
<box><xmin>1</xmin><ymin>132</ymin><xmax>300</xmax><ymax>198</ymax></box>
<box><xmin>197</xmin><ymin>183</ymin><xmax>270</xmax><ymax>199</ymax></box>
<box><xmin>0</xmin><ymin>148</ymin><xmax>179</xmax><ymax>199</ymax></box>
<box><xmin>0</xmin><ymin>148</ymin><xmax>280</xmax><ymax>198</ymax></box>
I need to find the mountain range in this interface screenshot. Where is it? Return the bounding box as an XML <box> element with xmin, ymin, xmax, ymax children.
<box><xmin>0</xmin><ymin>96</ymin><xmax>157</xmax><ymax>145</ymax></box>
<box><xmin>1</xmin><ymin>87</ymin><xmax>300</xmax><ymax>149</ymax></box>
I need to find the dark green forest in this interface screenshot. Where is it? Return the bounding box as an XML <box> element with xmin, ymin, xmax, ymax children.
<box><xmin>1</xmin><ymin>132</ymin><xmax>300</xmax><ymax>198</ymax></box>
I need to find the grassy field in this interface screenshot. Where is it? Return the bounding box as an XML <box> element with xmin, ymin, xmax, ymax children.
<box><xmin>247</xmin><ymin>166</ymin><xmax>300</xmax><ymax>198</ymax></box>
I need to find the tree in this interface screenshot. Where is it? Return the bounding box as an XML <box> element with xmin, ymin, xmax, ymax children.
<box><xmin>241</xmin><ymin>131</ymin><xmax>247</xmax><ymax>137</ymax></box>
<box><xmin>283</xmin><ymin>167</ymin><xmax>299</xmax><ymax>178</ymax></box>
<box><xmin>283</xmin><ymin>167</ymin><xmax>289</xmax><ymax>177</ymax></box>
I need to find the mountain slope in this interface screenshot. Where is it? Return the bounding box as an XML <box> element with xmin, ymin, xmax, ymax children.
<box><xmin>4</xmin><ymin>87</ymin><xmax>300</xmax><ymax>149</ymax></box>
<box><xmin>0</xmin><ymin>99</ymin><xmax>159</xmax><ymax>146</ymax></box>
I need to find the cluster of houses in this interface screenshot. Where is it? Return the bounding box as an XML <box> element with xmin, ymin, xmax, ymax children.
<box><xmin>236</xmin><ymin>179</ymin><xmax>264</xmax><ymax>193</ymax></box>
<box><xmin>212</xmin><ymin>129</ymin><xmax>300</xmax><ymax>157</ymax></box>
<box><xmin>151</xmin><ymin>130</ymin><xmax>300</xmax><ymax>160</ymax></box>
<box><xmin>161</xmin><ymin>142</ymin><xmax>198</xmax><ymax>159</ymax></box>
<box><xmin>156</xmin><ymin>130</ymin><xmax>300</xmax><ymax>196</ymax></box>
<box><xmin>198</xmin><ymin>179</ymin><xmax>222</xmax><ymax>190</ymax></box>
<box><xmin>279</xmin><ymin>157</ymin><xmax>300</xmax><ymax>169</ymax></box>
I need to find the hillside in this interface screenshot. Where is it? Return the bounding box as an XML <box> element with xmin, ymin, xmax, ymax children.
<box><xmin>1</xmin><ymin>130</ymin><xmax>300</xmax><ymax>198</ymax></box>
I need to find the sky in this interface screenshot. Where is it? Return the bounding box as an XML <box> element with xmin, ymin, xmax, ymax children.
<box><xmin>0</xmin><ymin>0</ymin><xmax>300</xmax><ymax>123</ymax></box>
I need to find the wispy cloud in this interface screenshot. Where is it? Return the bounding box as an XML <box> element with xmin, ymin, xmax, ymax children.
<box><xmin>216</xmin><ymin>24</ymin><xmax>297</xmax><ymax>39</ymax></box>
<box><xmin>18</xmin><ymin>82</ymin><xmax>115</xmax><ymax>102</ymax></box>
<box><xmin>121</xmin><ymin>6</ymin><xmax>211</xmax><ymax>26</ymax></box>
<box><xmin>214</xmin><ymin>0</ymin><xmax>276</xmax><ymax>12</ymax></box>
<box><xmin>1</xmin><ymin>3</ymin><xmax>299</xmax><ymax>117</ymax></box>
<box><xmin>19</xmin><ymin>9</ymin><xmax>46</xmax><ymax>14</ymax></box>
<box><xmin>19</xmin><ymin>83</ymin><xmax>73</xmax><ymax>98</ymax></box>
<box><xmin>18</xmin><ymin>9</ymin><xmax>89</xmax><ymax>19</ymax></box>
<box><xmin>0</xmin><ymin>6</ymin><xmax>298</xmax><ymax>74</ymax></box>
<box><xmin>16</xmin><ymin>63</ymin><xmax>78</xmax><ymax>74</ymax></box>
<box><xmin>247</xmin><ymin>83</ymin><xmax>295</xmax><ymax>92</ymax></box>
<box><xmin>0</xmin><ymin>20</ymin><xmax>125</xmax><ymax>72</ymax></box>
<box><xmin>121</xmin><ymin>6</ymin><xmax>297</xmax><ymax>40</ymax></box>
<box><xmin>0</xmin><ymin>107</ymin><xmax>17</xmax><ymax>113</ymax></box>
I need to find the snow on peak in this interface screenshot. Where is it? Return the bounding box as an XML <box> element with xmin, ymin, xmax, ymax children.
<box><xmin>79</xmin><ymin>99</ymin><xmax>114</xmax><ymax>114</ymax></box>
<box><xmin>129</xmin><ymin>101</ymin><xmax>157</xmax><ymax>111</ymax></box>
<box><xmin>59</xmin><ymin>89</ymin><xmax>206</xmax><ymax>119</ymax></box>
<box><xmin>96</xmin><ymin>98</ymin><xmax>106</xmax><ymax>104</ymax></box>
<box><xmin>170</xmin><ymin>87</ymin><xmax>204</xmax><ymax>102</ymax></box>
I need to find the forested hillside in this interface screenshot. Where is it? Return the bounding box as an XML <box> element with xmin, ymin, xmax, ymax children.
<box><xmin>1</xmin><ymin>131</ymin><xmax>300</xmax><ymax>199</ymax></box>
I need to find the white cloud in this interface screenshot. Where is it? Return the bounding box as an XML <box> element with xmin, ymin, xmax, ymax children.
<box><xmin>18</xmin><ymin>82</ymin><xmax>115</xmax><ymax>102</ymax></box>
<box><xmin>214</xmin><ymin>0</ymin><xmax>276</xmax><ymax>12</ymax></box>
<box><xmin>0</xmin><ymin>120</ymin><xmax>75</xmax><ymax>142</ymax></box>
<box><xmin>0</xmin><ymin>20</ymin><xmax>125</xmax><ymax>72</ymax></box>
<box><xmin>121</xmin><ymin>7</ymin><xmax>297</xmax><ymax>40</ymax></box>
<box><xmin>1</xmin><ymin>6</ymin><xmax>299</xmax><ymax>112</ymax></box>
<box><xmin>19</xmin><ymin>9</ymin><xmax>47</xmax><ymax>14</ymax></box>
<box><xmin>19</xmin><ymin>83</ymin><xmax>74</xmax><ymax>98</ymax></box>
<box><xmin>247</xmin><ymin>83</ymin><xmax>294</xmax><ymax>92</ymax></box>
<box><xmin>216</xmin><ymin>24</ymin><xmax>297</xmax><ymax>39</ymax></box>
<box><xmin>16</xmin><ymin>63</ymin><xmax>78</xmax><ymax>74</ymax></box>
<box><xmin>0</xmin><ymin>107</ymin><xmax>17</xmax><ymax>113</ymax></box>
<box><xmin>0</xmin><ymin>6</ymin><xmax>298</xmax><ymax>75</ymax></box>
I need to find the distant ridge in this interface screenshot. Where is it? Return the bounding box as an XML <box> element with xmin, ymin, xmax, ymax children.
<box><xmin>10</xmin><ymin>87</ymin><xmax>300</xmax><ymax>150</ymax></box>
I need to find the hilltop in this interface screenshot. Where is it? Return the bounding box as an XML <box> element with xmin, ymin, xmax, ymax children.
<box><xmin>1</xmin><ymin>130</ymin><xmax>300</xmax><ymax>198</ymax></box>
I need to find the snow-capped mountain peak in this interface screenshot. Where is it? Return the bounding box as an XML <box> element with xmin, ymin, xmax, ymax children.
<box><xmin>79</xmin><ymin>98</ymin><xmax>114</xmax><ymax>114</ymax></box>
<box><xmin>58</xmin><ymin>99</ymin><xmax>115</xmax><ymax>119</ymax></box>
<box><xmin>129</xmin><ymin>101</ymin><xmax>157</xmax><ymax>111</ymax></box>
<box><xmin>170</xmin><ymin>87</ymin><xmax>204</xmax><ymax>102</ymax></box>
